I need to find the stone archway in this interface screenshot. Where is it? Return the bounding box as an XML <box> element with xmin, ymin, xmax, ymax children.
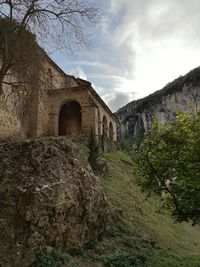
<box><xmin>58</xmin><ymin>101</ymin><xmax>81</xmax><ymax>136</ymax></box>
<box><xmin>109</xmin><ymin>122</ymin><xmax>114</xmax><ymax>140</ymax></box>
<box><xmin>98</xmin><ymin>110</ymin><xmax>101</xmax><ymax>138</ymax></box>
<box><xmin>102</xmin><ymin>115</ymin><xmax>108</xmax><ymax>137</ymax></box>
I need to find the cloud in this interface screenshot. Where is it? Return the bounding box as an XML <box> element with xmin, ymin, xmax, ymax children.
<box><xmin>52</xmin><ymin>0</ymin><xmax>200</xmax><ymax>111</ymax></box>
<box><xmin>102</xmin><ymin>92</ymin><xmax>136</xmax><ymax>112</ymax></box>
<box><xmin>70</xmin><ymin>66</ymin><xmax>88</xmax><ymax>80</ymax></box>
<box><xmin>92</xmin><ymin>83</ymin><xmax>105</xmax><ymax>95</ymax></box>
<box><xmin>103</xmin><ymin>0</ymin><xmax>200</xmax><ymax>100</ymax></box>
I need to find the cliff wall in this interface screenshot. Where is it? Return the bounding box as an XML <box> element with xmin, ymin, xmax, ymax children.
<box><xmin>116</xmin><ymin>67</ymin><xmax>200</xmax><ymax>142</ymax></box>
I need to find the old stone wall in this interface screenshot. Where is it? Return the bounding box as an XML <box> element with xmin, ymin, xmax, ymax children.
<box><xmin>33</xmin><ymin>59</ymin><xmax>68</xmax><ymax>137</ymax></box>
<box><xmin>0</xmin><ymin>67</ymin><xmax>23</xmax><ymax>139</ymax></box>
<box><xmin>0</xmin><ymin>53</ymin><xmax>117</xmax><ymax>142</ymax></box>
<box><xmin>87</xmin><ymin>89</ymin><xmax>117</xmax><ymax>141</ymax></box>
<box><xmin>0</xmin><ymin>101</ymin><xmax>22</xmax><ymax>139</ymax></box>
<box><xmin>97</xmin><ymin>101</ymin><xmax>117</xmax><ymax>141</ymax></box>
<box><xmin>35</xmin><ymin>58</ymin><xmax>117</xmax><ymax>142</ymax></box>
<box><xmin>48</xmin><ymin>86</ymin><xmax>94</xmax><ymax>136</ymax></box>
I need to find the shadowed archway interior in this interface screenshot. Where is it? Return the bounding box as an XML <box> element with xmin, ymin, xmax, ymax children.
<box><xmin>58</xmin><ymin>101</ymin><xmax>81</xmax><ymax>136</ymax></box>
<box><xmin>102</xmin><ymin>115</ymin><xmax>108</xmax><ymax>137</ymax></box>
<box><xmin>109</xmin><ymin>122</ymin><xmax>114</xmax><ymax>140</ymax></box>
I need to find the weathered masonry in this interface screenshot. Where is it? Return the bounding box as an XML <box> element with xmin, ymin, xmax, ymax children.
<box><xmin>0</xmin><ymin>54</ymin><xmax>117</xmax><ymax>148</ymax></box>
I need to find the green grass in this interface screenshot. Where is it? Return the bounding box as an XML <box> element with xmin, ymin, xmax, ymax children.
<box><xmin>99</xmin><ymin>151</ymin><xmax>200</xmax><ymax>267</ymax></box>
<box><xmin>34</xmin><ymin>151</ymin><xmax>200</xmax><ymax>267</ymax></box>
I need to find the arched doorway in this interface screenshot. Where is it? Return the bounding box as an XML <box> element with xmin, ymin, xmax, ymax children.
<box><xmin>102</xmin><ymin>115</ymin><xmax>108</xmax><ymax>137</ymax></box>
<box><xmin>109</xmin><ymin>122</ymin><xmax>114</xmax><ymax>140</ymax></box>
<box><xmin>58</xmin><ymin>101</ymin><xmax>81</xmax><ymax>136</ymax></box>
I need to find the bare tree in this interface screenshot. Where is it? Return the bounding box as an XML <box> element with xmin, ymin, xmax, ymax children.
<box><xmin>0</xmin><ymin>0</ymin><xmax>100</xmax><ymax>96</ymax></box>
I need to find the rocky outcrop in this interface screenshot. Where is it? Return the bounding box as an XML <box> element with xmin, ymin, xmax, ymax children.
<box><xmin>116</xmin><ymin>67</ymin><xmax>200</xmax><ymax>141</ymax></box>
<box><xmin>0</xmin><ymin>137</ymin><xmax>109</xmax><ymax>267</ymax></box>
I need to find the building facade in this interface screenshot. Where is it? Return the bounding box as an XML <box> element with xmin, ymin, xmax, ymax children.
<box><xmin>0</xmin><ymin>54</ymin><xmax>118</xmax><ymax>147</ymax></box>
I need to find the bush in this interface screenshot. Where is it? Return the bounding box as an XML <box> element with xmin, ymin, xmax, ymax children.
<box><xmin>103</xmin><ymin>251</ymin><xmax>148</xmax><ymax>267</ymax></box>
<box><xmin>119</xmin><ymin>139</ymin><xmax>130</xmax><ymax>151</ymax></box>
<box><xmin>33</xmin><ymin>250</ymin><xmax>82</xmax><ymax>267</ymax></box>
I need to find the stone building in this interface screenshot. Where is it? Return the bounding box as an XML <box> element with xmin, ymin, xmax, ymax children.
<box><xmin>0</xmin><ymin>53</ymin><xmax>118</xmax><ymax>148</ymax></box>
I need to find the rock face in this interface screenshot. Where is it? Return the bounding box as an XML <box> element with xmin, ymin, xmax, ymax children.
<box><xmin>116</xmin><ymin>67</ymin><xmax>200</xmax><ymax>141</ymax></box>
<box><xmin>0</xmin><ymin>138</ymin><xmax>109</xmax><ymax>267</ymax></box>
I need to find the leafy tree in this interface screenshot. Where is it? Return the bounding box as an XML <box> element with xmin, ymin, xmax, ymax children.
<box><xmin>0</xmin><ymin>0</ymin><xmax>99</xmax><ymax>96</ymax></box>
<box><xmin>134</xmin><ymin>110</ymin><xmax>200</xmax><ymax>225</ymax></box>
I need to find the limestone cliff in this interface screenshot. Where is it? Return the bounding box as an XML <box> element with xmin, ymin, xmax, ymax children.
<box><xmin>116</xmin><ymin>67</ymin><xmax>200</xmax><ymax>142</ymax></box>
<box><xmin>0</xmin><ymin>137</ymin><xmax>109</xmax><ymax>267</ymax></box>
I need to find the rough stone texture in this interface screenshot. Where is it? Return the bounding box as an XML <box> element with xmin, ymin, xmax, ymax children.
<box><xmin>0</xmin><ymin>137</ymin><xmax>109</xmax><ymax>267</ymax></box>
<box><xmin>0</xmin><ymin>101</ymin><xmax>22</xmax><ymax>139</ymax></box>
<box><xmin>116</xmin><ymin>67</ymin><xmax>200</xmax><ymax>141</ymax></box>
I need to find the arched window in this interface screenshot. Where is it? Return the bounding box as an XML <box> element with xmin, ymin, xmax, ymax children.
<box><xmin>58</xmin><ymin>101</ymin><xmax>81</xmax><ymax>136</ymax></box>
<box><xmin>109</xmin><ymin>122</ymin><xmax>114</xmax><ymax>140</ymax></box>
<box><xmin>102</xmin><ymin>115</ymin><xmax>108</xmax><ymax>137</ymax></box>
<box><xmin>47</xmin><ymin>68</ymin><xmax>53</xmax><ymax>87</ymax></box>
<box><xmin>98</xmin><ymin>110</ymin><xmax>101</xmax><ymax>137</ymax></box>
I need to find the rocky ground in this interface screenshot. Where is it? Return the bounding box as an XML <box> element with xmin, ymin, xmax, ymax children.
<box><xmin>0</xmin><ymin>137</ymin><xmax>109</xmax><ymax>267</ymax></box>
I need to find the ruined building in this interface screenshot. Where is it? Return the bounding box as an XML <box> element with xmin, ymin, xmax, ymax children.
<box><xmin>0</xmin><ymin>53</ymin><xmax>117</xmax><ymax>148</ymax></box>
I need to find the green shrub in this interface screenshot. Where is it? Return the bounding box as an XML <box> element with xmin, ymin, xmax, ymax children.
<box><xmin>103</xmin><ymin>251</ymin><xmax>149</xmax><ymax>267</ymax></box>
<box><xmin>119</xmin><ymin>139</ymin><xmax>130</xmax><ymax>151</ymax></box>
<box><xmin>33</xmin><ymin>250</ymin><xmax>82</xmax><ymax>267</ymax></box>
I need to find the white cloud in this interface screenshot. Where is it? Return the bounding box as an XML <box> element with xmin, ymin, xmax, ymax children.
<box><xmin>53</xmin><ymin>0</ymin><xmax>200</xmax><ymax>111</ymax></box>
<box><xmin>102</xmin><ymin>0</ymin><xmax>200</xmax><ymax>101</ymax></box>
<box><xmin>102</xmin><ymin>91</ymin><xmax>136</xmax><ymax>112</ymax></box>
<box><xmin>70</xmin><ymin>66</ymin><xmax>88</xmax><ymax>80</ymax></box>
<box><xmin>92</xmin><ymin>83</ymin><xmax>105</xmax><ymax>95</ymax></box>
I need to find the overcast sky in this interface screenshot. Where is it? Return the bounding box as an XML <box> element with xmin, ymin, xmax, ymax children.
<box><xmin>51</xmin><ymin>0</ymin><xmax>200</xmax><ymax>112</ymax></box>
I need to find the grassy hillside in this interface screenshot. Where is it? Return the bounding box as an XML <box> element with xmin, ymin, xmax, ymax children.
<box><xmin>35</xmin><ymin>151</ymin><xmax>200</xmax><ymax>267</ymax></box>
<box><xmin>99</xmin><ymin>151</ymin><xmax>200</xmax><ymax>267</ymax></box>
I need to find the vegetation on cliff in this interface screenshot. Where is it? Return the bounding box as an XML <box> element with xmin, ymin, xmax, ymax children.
<box><xmin>117</xmin><ymin>66</ymin><xmax>200</xmax><ymax>118</ymax></box>
<box><xmin>116</xmin><ymin>66</ymin><xmax>200</xmax><ymax>149</ymax></box>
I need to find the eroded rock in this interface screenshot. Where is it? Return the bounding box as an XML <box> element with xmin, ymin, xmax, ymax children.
<box><xmin>0</xmin><ymin>137</ymin><xmax>109</xmax><ymax>267</ymax></box>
